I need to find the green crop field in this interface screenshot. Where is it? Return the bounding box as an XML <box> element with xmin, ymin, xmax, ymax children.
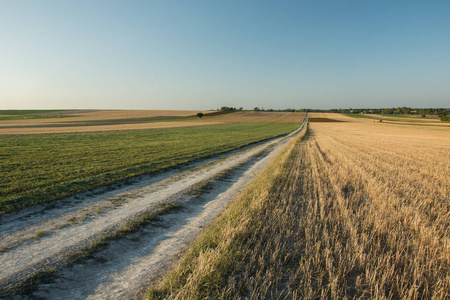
<box><xmin>0</xmin><ymin>122</ymin><xmax>300</xmax><ymax>214</ymax></box>
<box><xmin>0</xmin><ymin>110</ymin><xmax>71</xmax><ymax>121</ymax></box>
<box><xmin>342</xmin><ymin>113</ymin><xmax>375</xmax><ymax>119</ymax></box>
<box><xmin>0</xmin><ymin>110</ymin><xmax>66</xmax><ymax>115</ymax></box>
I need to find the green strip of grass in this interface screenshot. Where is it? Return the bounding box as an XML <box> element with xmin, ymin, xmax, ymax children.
<box><xmin>0</xmin><ymin>110</ymin><xmax>75</xmax><ymax>121</ymax></box>
<box><xmin>65</xmin><ymin>202</ymin><xmax>181</xmax><ymax>266</ymax></box>
<box><xmin>147</xmin><ymin>116</ymin><xmax>220</xmax><ymax>123</ymax></box>
<box><xmin>0</xmin><ymin>122</ymin><xmax>300</xmax><ymax>214</ymax></box>
<box><xmin>0</xmin><ymin>110</ymin><xmax>66</xmax><ymax>115</ymax></box>
<box><xmin>342</xmin><ymin>113</ymin><xmax>376</xmax><ymax>119</ymax></box>
<box><xmin>379</xmin><ymin>114</ymin><xmax>421</xmax><ymax>118</ymax></box>
<box><xmin>0</xmin><ymin>115</ymin><xmax>74</xmax><ymax>121</ymax></box>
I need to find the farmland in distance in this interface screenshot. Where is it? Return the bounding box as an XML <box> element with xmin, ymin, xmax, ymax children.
<box><xmin>0</xmin><ymin>111</ymin><xmax>305</xmax><ymax>214</ymax></box>
<box><xmin>0</xmin><ymin>110</ymin><xmax>303</xmax><ymax>135</ymax></box>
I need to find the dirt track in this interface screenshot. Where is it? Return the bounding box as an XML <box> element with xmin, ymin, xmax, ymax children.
<box><xmin>0</xmin><ymin>120</ymin><xmax>306</xmax><ymax>299</ymax></box>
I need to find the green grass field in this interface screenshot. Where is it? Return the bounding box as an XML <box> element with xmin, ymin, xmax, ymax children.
<box><xmin>0</xmin><ymin>110</ymin><xmax>66</xmax><ymax>115</ymax></box>
<box><xmin>0</xmin><ymin>122</ymin><xmax>299</xmax><ymax>214</ymax></box>
<box><xmin>342</xmin><ymin>113</ymin><xmax>375</xmax><ymax>119</ymax></box>
<box><xmin>0</xmin><ymin>110</ymin><xmax>71</xmax><ymax>121</ymax></box>
<box><xmin>379</xmin><ymin>113</ymin><xmax>418</xmax><ymax>118</ymax></box>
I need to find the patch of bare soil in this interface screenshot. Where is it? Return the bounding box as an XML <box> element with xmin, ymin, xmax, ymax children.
<box><xmin>0</xmin><ymin>121</ymin><xmax>306</xmax><ymax>299</ymax></box>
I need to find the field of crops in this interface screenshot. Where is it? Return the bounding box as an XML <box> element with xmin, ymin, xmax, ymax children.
<box><xmin>344</xmin><ymin>113</ymin><xmax>450</xmax><ymax>127</ymax></box>
<box><xmin>0</xmin><ymin>110</ymin><xmax>71</xmax><ymax>121</ymax></box>
<box><xmin>0</xmin><ymin>121</ymin><xmax>303</xmax><ymax>214</ymax></box>
<box><xmin>147</xmin><ymin>113</ymin><xmax>450</xmax><ymax>299</ymax></box>
<box><xmin>0</xmin><ymin>110</ymin><xmax>306</xmax><ymax>135</ymax></box>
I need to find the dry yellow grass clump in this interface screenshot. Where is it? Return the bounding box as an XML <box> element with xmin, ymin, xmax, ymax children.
<box><xmin>147</xmin><ymin>113</ymin><xmax>450</xmax><ymax>299</ymax></box>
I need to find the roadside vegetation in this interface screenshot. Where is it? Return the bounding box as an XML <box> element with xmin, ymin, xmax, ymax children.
<box><xmin>147</xmin><ymin>115</ymin><xmax>450</xmax><ymax>299</ymax></box>
<box><xmin>0</xmin><ymin>122</ymin><xmax>301</xmax><ymax>214</ymax></box>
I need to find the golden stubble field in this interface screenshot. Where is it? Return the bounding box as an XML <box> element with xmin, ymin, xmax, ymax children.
<box><xmin>295</xmin><ymin>113</ymin><xmax>450</xmax><ymax>297</ymax></box>
<box><xmin>148</xmin><ymin>113</ymin><xmax>450</xmax><ymax>299</ymax></box>
<box><xmin>0</xmin><ymin>110</ymin><xmax>305</xmax><ymax>135</ymax></box>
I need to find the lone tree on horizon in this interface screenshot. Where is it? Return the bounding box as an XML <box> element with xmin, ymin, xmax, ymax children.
<box><xmin>197</xmin><ymin>112</ymin><xmax>204</xmax><ymax>119</ymax></box>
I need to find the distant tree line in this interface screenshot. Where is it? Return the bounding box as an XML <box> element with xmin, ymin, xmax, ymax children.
<box><xmin>338</xmin><ymin>107</ymin><xmax>449</xmax><ymax>121</ymax></box>
<box><xmin>215</xmin><ymin>106</ymin><xmax>449</xmax><ymax>121</ymax></box>
<box><xmin>217</xmin><ymin>106</ymin><xmax>300</xmax><ymax>112</ymax></box>
<box><xmin>219</xmin><ymin>106</ymin><xmax>243</xmax><ymax>111</ymax></box>
<box><xmin>301</xmin><ymin>107</ymin><xmax>448</xmax><ymax>115</ymax></box>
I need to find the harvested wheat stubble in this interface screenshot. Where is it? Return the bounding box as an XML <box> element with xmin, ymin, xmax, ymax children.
<box><xmin>147</xmin><ymin>113</ymin><xmax>450</xmax><ymax>299</ymax></box>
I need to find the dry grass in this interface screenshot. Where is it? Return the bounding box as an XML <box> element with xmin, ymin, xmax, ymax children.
<box><xmin>146</xmin><ymin>113</ymin><xmax>450</xmax><ymax>299</ymax></box>
<box><xmin>0</xmin><ymin>110</ymin><xmax>306</xmax><ymax>135</ymax></box>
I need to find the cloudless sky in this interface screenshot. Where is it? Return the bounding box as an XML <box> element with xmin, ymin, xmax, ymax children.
<box><xmin>1</xmin><ymin>0</ymin><xmax>449</xmax><ymax>110</ymax></box>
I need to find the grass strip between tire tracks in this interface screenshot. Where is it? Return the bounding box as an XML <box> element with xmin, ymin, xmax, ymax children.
<box><xmin>0</xmin><ymin>202</ymin><xmax>181</xmax><ymax>297</ymax></box>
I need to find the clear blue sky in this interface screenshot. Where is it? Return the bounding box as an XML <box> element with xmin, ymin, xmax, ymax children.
<box><xmin>1</xmin><ymin>0</ymin><xmax>449</xmax><ymax>110</ymax></box>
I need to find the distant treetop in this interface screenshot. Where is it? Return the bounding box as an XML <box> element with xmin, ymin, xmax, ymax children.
<box><xmin>220</xmin><ymin>106</ymin><xmax>238</xmax><ymax>111</ymax></box>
